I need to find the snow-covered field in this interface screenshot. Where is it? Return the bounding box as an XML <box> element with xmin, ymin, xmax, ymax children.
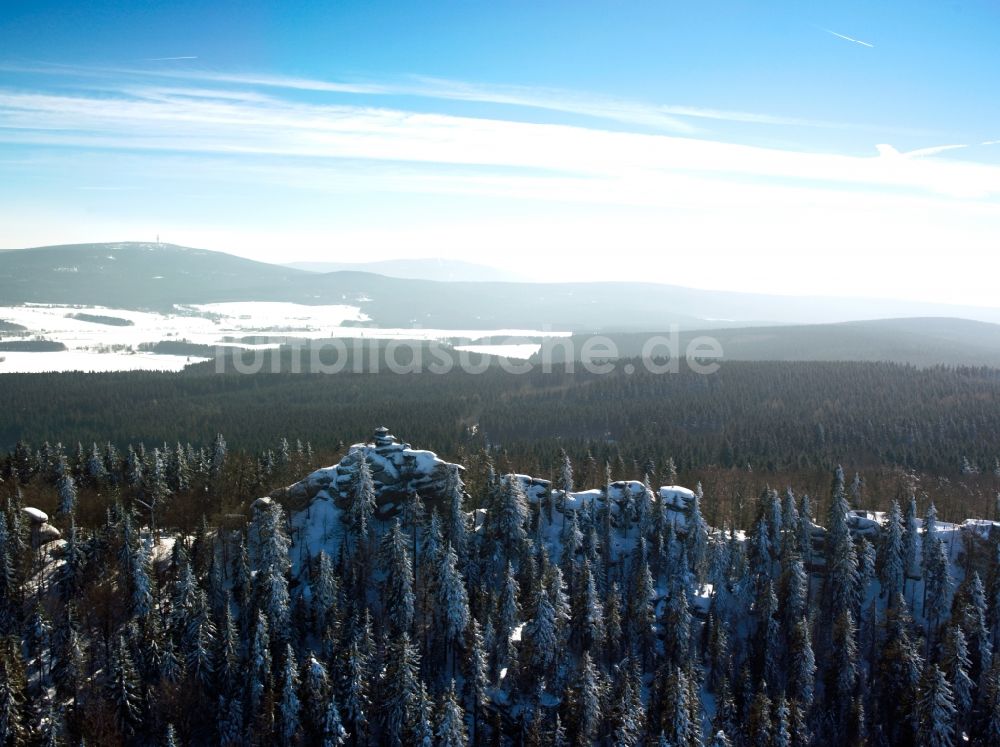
<box><xmin>0</xmin><ymin>351</ymin><xmax>203</xmax><ymax>373</ymax></box>
<box><xmin>453</xmin><ymin>343</ymin><xmax>541</xmax><ymax>359</ymax></box>
<box><xmin>0</xmin><ymin>302</ymin><xmax>568</xmax><ymax>372</ymax></box>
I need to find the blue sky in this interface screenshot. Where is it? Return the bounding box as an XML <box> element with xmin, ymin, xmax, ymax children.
<box><xmin>2</xmin><ymin>0</ymin><xmax>1000</xmax><ymax>304</ymax></box>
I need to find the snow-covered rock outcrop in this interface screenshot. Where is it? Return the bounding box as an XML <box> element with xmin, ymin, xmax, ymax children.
<box><xmin>274</xmin><ymin>427</ymin><xmax>461</xmax><ymax>512</ymax></box>
<box><xmin>22</xmin><ymin>506</ymin><xmax>61</xmax><ymax>545</ymax></box>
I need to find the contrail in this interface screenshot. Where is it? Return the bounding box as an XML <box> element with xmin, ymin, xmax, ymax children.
<box><xmin>145</xmin><ymin>56</ymin><xmax>199</xmax><ymax>61</ymax></box>
<box><xmin>824</xmin><ymin>29</ymin><xmax>874</xmax><ymax>48</ymax></box>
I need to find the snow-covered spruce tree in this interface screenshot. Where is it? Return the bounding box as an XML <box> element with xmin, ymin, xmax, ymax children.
<box><xmin>347</xmin><ymin>451</ymin><xmax>376</xmax><ymax>554</ymax></box>
<box><xmin>571</xmin><ymin>557</ymin><xmax>604</xmax><ymax>656</ymax></box>
<box><xmin>494</xmin><ymin>561</ymin><xmax>521</xmax><ymax>673</ymax></box>
<box><xmin>560</xmin><ymin>506</ymin><xmax>583</xmax><ymax>578</ymax></box>
<box><xmin>436</xmin><ymin>679</ymin><xmax>467</xmax><ymax>747</ymax></box>
<box><xmin>857</xmin><ymin>536</ymin><xmax>876</xmax><ymax>605</ymax></box>
<box><xmin>773</xmin><ymin>695</ymin><xmax>793</xmax><ymax>747</ymax></box>
<box><xmin>411</xmin><ymin>680</ymin><xmax>435</xmax><ymax>747</ymax></box>
<box><xmin>494</xmin><ymin>474</ymin><xmax>530</xmax><ymax>569</ymax></box>
<box><xmin>983</xmin><ymin>661</ymin><xmax>1000</xmax><ymax>746</ymax></box>
<box><xmin>321</xmin><ymin>691</ymin><xmax>349</xmax><ymax>747</ymax></box>
<box><xmin>659</xmin><ymin>664</ymin><xmax>701</xmax><ymax>747</ymax></box>
<box><xmin>299</xmin><ymin>656</ymin><xmax>330</xmax><ymax>742</ymax></box>
<box><xmin>625</xmin><ymin>537</ymin><xmax>656</xmax><ymax>665</ymax></box>
<box><xmin>922</xmin><ymin>502</ymin><xmax>939</xmax><ymax>609</ymax></box>
<box><xmin>779</xmin><ymin>548</ymin><xmax>808</xmax><ymax>634</ymax></box>
<box><xmin>826</xmin><ymin>608</ymin><xmax>859</xmax><ymax>743</ymax></box>
<box><xmin>417</xmin><ymin>509</ymin><xmax>443</xmax><ymax>656</ymax></box>
<box><xmin>379</xmin><ymin>519</ymin><xmax>415</xmax><ymax>637</ymax></box>
<box><xmin>146</xmin><ymin>447</ymin><xmax>172</xmax><ymax>535</ymax></box>
<box><xmin>687</xmin><ymin>482</ymin><xmax>710</xmax><ymax>585</ymax></box>
<box><xmin>760</xmin><ymin>580</ymin><xmax>782</xmax><ymax>690</ymax></box>
<box><xmin>638</xmin><ymin>475</ymin><xmax>655</xmax><ymax>542</ymax></box>
<box><xmin>169</xmin><ymin>442</ymin><xmax>191</xmax><ymax>493</ymax></box>
<box><xmin>436</xmin><ymin>542</ymin><xmax>470</xmax><ymax>679</ymax></box>
<box><xmin>940</xmin><ymin>624</ymin><xmax>973</xmax><ymax>735</ymax></box>
<box><xmin>962</xmin><ymin>572</ymin><xmax>993</xmax><ymax>691</ymax></box>
<box><xmin>107</xmin><ymin>634</ymin><xmax>142</xmax><ymax>738</ymax></box>
<box><xmin>248</xmin><ymin>611</ymin><xmax>272</xmax><ymax>713</ymax></box>
<box><xmin>797</xmin><ymin>493</ymin><xmax>814</xmax><ymax>564</ymax></box>
<box><xmin>903</xmin><ymin>495</ymin><xmax>919</xmax><ymax>577</ymax></box>
<box><xmin>570</xmin><ymin>651</ymin><xmax>603</xmax><ymax>745</ymax></box>
<box><xmin>747</xmin><ymin>683</ymin><xmax>773</xmax><ymax>747</ymax></box>
<box><xmin>182</xmin><ymin>587</ymin><xmax>217</xmax><ymax>688</ymax></box>
<box><xmin>876</xmin><ymin>595</ymin><xmax>924</xmax><ymax>744</ymax></box>
<box><xmin>603</xmin><ymin>580</ymin><xmax>624</xmax><ymax>667</ymax></box>
<box><xmin>130</xmin><ymin>533</ymin><xmax>153</xmax><ymax>619</ymax></box>
<box><xmin>381</xmin><ymin>631</ymin><xmax>421</xmax><ymax>747</ymax></box>
<box><xmin>608</xmin><ymin>658</ymin><xmax>644</xmax><ymax>747</ymax></box>
<box><xmin>278</xmin><ymin>644</ymin><xmax>301</xmax><ymax>746</ymax></box>
<box><xmin>781</xmin><ymin>487</ymin><xmax>800</xmax><ymax>550</ymax></box>
<box><xmin>662</xmin><ymin>555</ymin><xmax>693</xmax><ymax>671</ymax></box>
<box><xmin>747</xmin><ymin>491</ymin><xmax>775</xmax><ymax>593</ymax></box>
<box><xmin>879</xmin><ymin>499</ymin><xmax>906</xmax><ymax>604</ymax></box>
<box><xmin>216</xmin><ymin>592</ymin><xmax>240</xmax><ymax>698</ymax></box>
<box><xmin>0</xmin><ymin>641</ymin><xmax>26</xmax><ymax>746</ymax></box>
<box><xmin>247</xmin><ymin>500</ymin><xmax>292</xmax><ymax>646</ymax></box>
<box><xmin>402</xmin><ymin>491</ymin><xmax>425</xmax><ymax>585</ymax></box>
<box><xmin>341</xmin><ymin>637</ymin><xmax>369</xmax><ymax>745</ymax></box>
<box><xmin>787</xmin><ymin>617</ymin><xmax>816</xmax><ymax>713</ymax></box>
<box><xmin>0</xmin><ymin>514</ymin><xmax>17</xmax><ymax>629</ymax></box>
<box><xmin>84</xmin><ymin>441</ymin><xmax>107</xmax><ymax>487</ymax></box>
<box><xmin>825</xmin><ymin>466</ymin><xmax>860</xmax><ymax>619</ymax></box>
<box><xmin>57</xmin><ymin>470</ymin><xmax>77</xmax><ymax>518</ymax></box>
<box><xmin>916</xmin><ymin>663</ymin><xmax>957</xmax><ymax>747</ymax></box>
<box><xmin>924</xmin><ymin>536</ymin><xmax>953</xmax><ymax>652</ymax></box>
<box><xmin>210</xmin><ymin>432</ymin><xmax>227</xmax><ymax>485</ymax></box>
<box><xmin>558</xmin><ymin>449</ymin><xmax>573</xmax><ymax>520</ymax></box>
<box><xmin>522</xmin><ymin>571</ymin><xmax>558</xmax><ymax>683</ymax></box>
<box><xmin>443</xmin><ymin>466</ymin><xmax>468</xmax><ymax>562</ymax></box>
<box><xmin>462</xmin><ymin>617</ymin><xmax>490</xmax><ymax>744</ymax></box>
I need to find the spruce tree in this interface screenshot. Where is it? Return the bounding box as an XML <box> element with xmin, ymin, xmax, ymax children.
<box><xmin>940</xmin><ymin>625</ymin><xmax>973</xmax><ymax>733</ymax></box>
<box><xmin>916</xmin><ymin>664</ymin><xmax>956</xmax><ymax>747</ymax></box>
<box><xmin>437</xmin><ymin>542</ymin><xmax>471</xmax><ymax>678</ymax></box>
<box><xmin>879</xmin><ymin>500</ymin><xmax>905</xmax><ymax>604</ymax></box>
<box><xmin>107</xmin><ymin>634</ymin><xmax>141</xmax><ymax>737</ymax></box>
<box><xmin>436</xmin><ymin>680</ymin><xmax>467</xmax><ymax>747</ymax></box>
<box><xmin>380</xmin><ymin>520</ymin><xmax>416</xmax><ymax>636</ymax></box>
<box><xmin>382</xmin><ymin>632</ymin><xmax>421</xmax><ymax>747</ymax></box>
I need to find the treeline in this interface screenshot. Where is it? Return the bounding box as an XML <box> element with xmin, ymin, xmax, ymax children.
<box><xmin>0</xmin><ymin>435</ymin><xmax>325</xmax><ymax>533</ymax></box>
<box><xmin>2</xmin><ymin>363</ymin><xmax>1000</xmax><ymax>474</ymax></box>
<box><xmin>3</xmin><ymin>361</ymin><xmax>1000</xmax><ymax>522</ymax></box>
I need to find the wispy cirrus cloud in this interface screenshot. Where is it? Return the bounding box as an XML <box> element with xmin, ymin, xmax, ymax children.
<box><xmin>1</xmin><ymin>62</ymin><xmax>909</xmax><ymax>135</ymax></box>
<box><xmin>0</xmin><ymin>71</ymin><xmax>996</xmax><ymax>201</ymax></box>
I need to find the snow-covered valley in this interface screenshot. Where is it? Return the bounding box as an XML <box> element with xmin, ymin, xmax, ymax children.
<box><xmin>0</xmin><ymin>302</ymin><xmax>569</xmax><ymax>372</ymax></box>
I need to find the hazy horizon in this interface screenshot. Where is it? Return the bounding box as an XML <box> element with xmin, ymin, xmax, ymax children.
<box><xmin>2</xmin><ymin>1</ymin><xmax>1000</xmax><ymax>306</ymax></box>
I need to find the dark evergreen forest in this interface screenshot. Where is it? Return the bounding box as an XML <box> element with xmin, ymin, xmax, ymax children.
<box><xmin>1</xmin><ymin>361</ymin><xmax>1000</xmax><ymax>745</ymax></box>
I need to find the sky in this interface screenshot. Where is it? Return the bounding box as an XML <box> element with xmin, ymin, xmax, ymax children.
<box><xmin>1</xmin><ymin>0</ymin><xmax>1000</xmax><ymax>306</ymax></box>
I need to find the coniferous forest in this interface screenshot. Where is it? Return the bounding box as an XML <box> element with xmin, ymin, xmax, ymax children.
<box><xmin>0</xmin><ymin>400</ymin><xmax>999</xmax><ymax>745</ymax></box>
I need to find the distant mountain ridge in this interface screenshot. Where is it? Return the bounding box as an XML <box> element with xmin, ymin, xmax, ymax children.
<box><xmin>549</xmin><ymin>317</ymin><xmax>1000</xmax><ymax>368</ymax></box>
<box><xmin>285</xmin><ymin>257</ymin><xmax>525</xmax><ymax>282</ymax></box>
<box><xmin>4</xmin><ymin>242</ymin><xmax>1000</xmax><ymax>337</ymax></box>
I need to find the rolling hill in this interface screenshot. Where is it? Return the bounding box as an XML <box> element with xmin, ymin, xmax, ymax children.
<box><xmin>547</xmin><ymin>317</ymin><xmax>1000</xmax><ymax>367</ymax></box>
<box><xmin>284</xmin><ymin>257</ymin><xmax>526</xmax><ymax>282</ymax></box>
<box><xmin>4</xmin><ymin>242</ymin><xmax>1000</xmax><ymax>338</ymax></box>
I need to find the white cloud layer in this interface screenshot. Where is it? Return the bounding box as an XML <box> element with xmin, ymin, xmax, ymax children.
<box><xmin>1</xmin><ymin>65</ymin><xmax>999</xmax><ymax>306</ymax></box>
